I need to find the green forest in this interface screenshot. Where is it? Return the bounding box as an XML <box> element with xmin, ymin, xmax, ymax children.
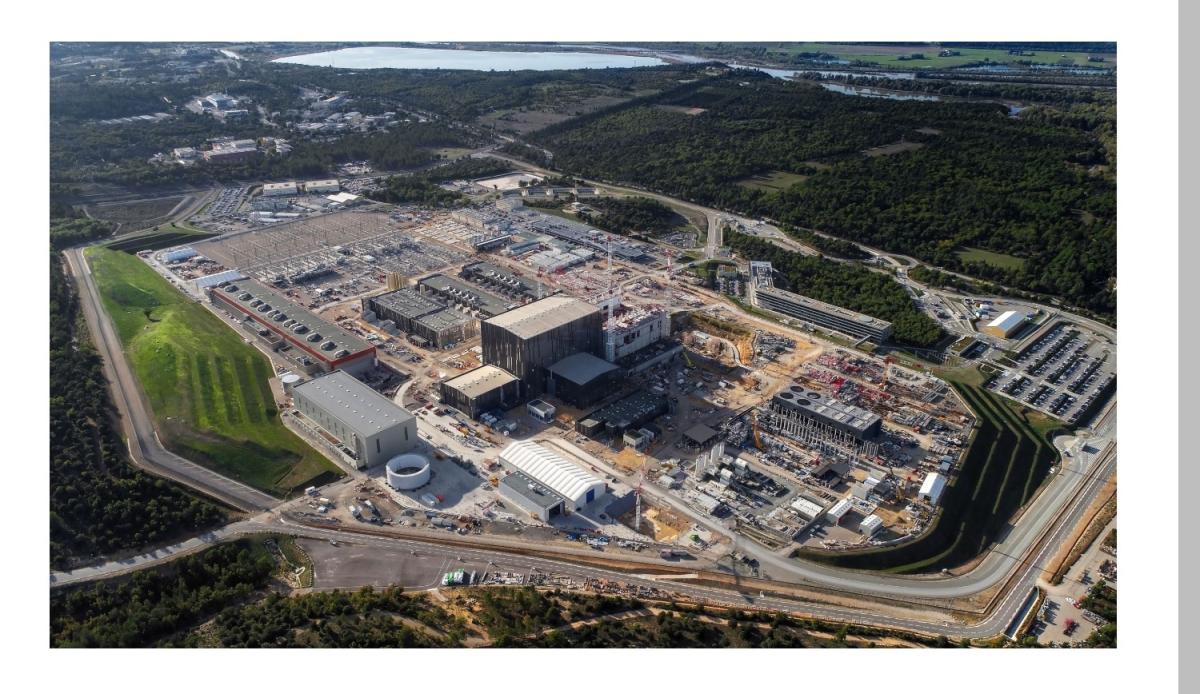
<box><xmin>531</xmin><ymin>73</ymin><xmax>1116</xmax><ymax>318</ymax></box>
<box><xmin>577</xmin><ymin>196</ymin><xmax>684</xmax><ymax>238</ymax></box>
<box><xmin>728</xmin><ymin>233</ymin><xmax>944</xmax><ymax>346</ymax></box>
<box><xmin>50</xmin><ymin>253</ymin><xmax>226</xmax><ymax>569</ymax></box>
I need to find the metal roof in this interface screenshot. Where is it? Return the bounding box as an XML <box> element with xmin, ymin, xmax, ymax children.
<box><xmin>499</xmin><ymin>471</ymin><xmax>567</xmax><ymax>511</ymax></box>
<box><xmin>548</xmin><ymin>352</ymin><xmax>620</xmax><ymax>386</ymax></box>
<box><xmin>499</xmin><ymin>441</ymin><xmax>604</xmax><ymax>506</ymax></box>
<box><xmin>419</xmin><ymin>273</ymin><xmax>512</xmax><ymax>317</ymax></box>
<box><xmin>442</xmin><ymin>365</ymin><xmax>518</xmax><ymax>399</ymax></box>
<box><xmin>292</xmin><ymin>371</ymin><xmax>414</xmax><ymax>438</ymax></box>
<box><xmin>483</xmin><ymin>295</ymin><xmax>599</xmax><ymax>339</ymax></box>
<box><xmin>987</xmin><ymin>310</ymin><xmax>1026</xmax><ymax>330</ymax></box>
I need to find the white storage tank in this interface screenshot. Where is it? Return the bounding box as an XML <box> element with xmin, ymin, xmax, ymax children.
<box><xmin>281</xmin><ymin>373</ymin><xmax>303</xmax><ymax>394</ymax></box>
<box><xmin>385</xmin><ymin>453</ymin><xmax>432</xmax><ymax>490</ymax></box>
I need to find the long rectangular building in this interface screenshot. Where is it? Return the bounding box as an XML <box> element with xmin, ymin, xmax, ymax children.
<box><xmin>292</xmin><ymin>370</ymin><xmax>417</xmax><ymax>469</ymax></box>
<box><xmin>210</xmin><ymin>279</ymin><xmax>375</xmax><ymax>375</ymax></box>
<box><xmin>753</xmin><ymin>286</ymin><xmax>892</xmax><ymax>342</ymax></box>
<box><xmin>769</xmin><ymin>385</ymin><xmax>882</xmax><ymax>440</ymax></box>
<box><xmin>481</xmin><ymin>296</ymin><xmax>603</xmax><ymax>396</ymax></box>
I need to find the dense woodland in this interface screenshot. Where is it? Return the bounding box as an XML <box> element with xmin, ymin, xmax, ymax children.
<box><xmin>577</xmin><ymin>196</ymin><xmax>684</xmax><ymax>238</ymax></box>
<box><xmin>50</xmin><ymin>254</ymin><xmax>225</xmax><ymax>569</ymax></box>
<box><xmin>728</xmin><ymin>233</ymin><xmax>944</xmax><ymax>346</ymax></box>
<box><xmin>50</xmin><ymin>541</ymin><xmax>270</xmax><ymax>647</ymax></box>
<box><xmin>369</xmin><ymin>158</ymin><xmax>513</xmax><ymax>207</ymax></box>
<box><xmin>531</xmin><ymin>73</ymin><xmax>1116</xmax><ymax>318</ymax></box>
<box><xmin>50</xmin><ymin>218</ymin><xmax>114</xmax><ymax>250</ymax></box>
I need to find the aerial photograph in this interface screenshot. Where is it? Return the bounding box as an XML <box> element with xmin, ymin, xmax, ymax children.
<box><xmin>48</xmin><ymin>37</ymin><xmax>1121</xmax><ymax>652</ymax></box>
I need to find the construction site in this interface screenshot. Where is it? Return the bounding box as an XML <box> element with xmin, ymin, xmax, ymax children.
<box><xmin>146</xmin><ymin>192</ymin><xmax>986</xmax><ymax>562</ymax></box>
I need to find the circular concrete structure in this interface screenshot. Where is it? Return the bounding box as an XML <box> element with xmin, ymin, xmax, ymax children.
<box><xmin>385</xmin><ymin>453</ymin><xmax>431</xmax><ymax>490</ymax></box>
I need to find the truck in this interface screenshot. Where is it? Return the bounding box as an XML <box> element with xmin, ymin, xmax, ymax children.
<box><xmin>660</xmin><ymin>548</ymin><xmax>689</xmax><ymax>560</ymax></box>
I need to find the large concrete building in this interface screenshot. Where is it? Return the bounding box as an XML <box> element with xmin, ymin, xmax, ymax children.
<box><xmin>203</xmin><ymin>138</ymin><xmax>260</xmax><ymax>164</ymax></box>
<box><xmin>499</xmin><ymin>441</ymin><xmax>606</xmax><ymax>512</ymax></box>
<box><xmin>746</xmin><ymin>262</ymin><xmax>891</xmax><ymax>342</ymax></box>
<box><xmin>768</xmin><ymin>384</ymin><xmax>882</xmax><ymax>441</ymax></box>
<box><xmin>481</xmin><ymin>296</ymin><xmax>603</xmax><ymax>397</ymax></box>
<box><xmin>439</xmin><ymin>365</ymin><xmax>521</xmax><ymax>419</ymax></box>
<box><xmin>603</xmin><ymin>304</ymin><xmax>670</xmax><ymax>362</ymax></box>
<box><xmin>292</xmin><ymin>371</ymin><xmax>417</xmax><ymax>469</ymax></box>
<box><xmin>210</xmin><ymin>280</ymin><xmax>375</xmax><ymax>375</ymax></box>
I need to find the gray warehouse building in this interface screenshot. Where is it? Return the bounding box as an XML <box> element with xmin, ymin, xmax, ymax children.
<box><xmin>292</xmin><ymin>370</ymin><xmax>417</xmax><ymax>469</ymax></box>
<box><xmin>768</xmin><ymin>385</ymin><xmax>882</xmax><ymax>441</ymax></box>
<box><xmin>439</xmin><ymin>365</ymin><xmax>521</xmax><ymax>419</ymax></box>
<box><xmin>362</xmin><ymin>289</ymin><xmax>477</xmax><ymax>349</ymax></box>
<box><xmin>481</xmin><ymin>296</ymin><xmax>603</xmax><ymax>397</ymax></box>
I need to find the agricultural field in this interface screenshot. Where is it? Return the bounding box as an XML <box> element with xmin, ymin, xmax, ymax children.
<box><xmin>955</xmin><ymin>247</ymin><xmax>1028</xmax><ymax>271</ymax></box>
<box><xmin>85</xmin><ymin>248</ymin><xmax>342</xmax><ymax>496</ymax></box>
<box><xmin>765</xmin><ymin>43</ymin><xmax>1116</xmax><ymax>68</ymax></box>
<box><xmin>736</xmin><ymin>170</ymin><xmax>809</xmax><ymax>192</ymax></box>
<box><xmin>797</xmin><ymin>368</ymin><xmax>1059</xmax><ymax>573</ymax></box>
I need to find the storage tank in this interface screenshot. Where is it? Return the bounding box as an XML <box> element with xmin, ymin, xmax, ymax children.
<box><xmin>281</xmin><ymin>373</ymin><xmax>302</xmax><ymax>394</ymax></box>
<box><xmin>385</xmin><ymin>452</ymin><xmax>432</xmax><ymax>490</ymax></box>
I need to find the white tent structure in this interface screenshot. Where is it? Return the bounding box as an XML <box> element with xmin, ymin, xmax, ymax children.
<box><xmin>499</xmin><ymin>441</ymin><xmax>605</xmax><ymax>510</ymax></box>
<box><xmin>919</xmin><ymin>472</ymin><xmax>947</xmax><ymax>506</ymax></box>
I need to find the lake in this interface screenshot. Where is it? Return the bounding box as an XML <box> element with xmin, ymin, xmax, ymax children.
<box><xmin>274</xmin><ymin>46</ymin><xmax>667</xmax><ymax>71</ymax></box>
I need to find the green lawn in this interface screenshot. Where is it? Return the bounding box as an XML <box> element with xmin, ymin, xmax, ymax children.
<box><xmin>736</xmin><ymin>170</ymin><xmax>809</xmax><ymax>192</ymax></box>
<box><xmin>955</xmin><ymin>247</ymin><xmax>1027</xmax><ymax>271</ymax></box>
<box><xmin>86</xmin><ymin>248</ymin><xmax>342</xmax><ymax>497</ymax></box>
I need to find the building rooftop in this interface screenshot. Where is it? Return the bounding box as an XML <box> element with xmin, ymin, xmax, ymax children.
<box><xmin>772</xmin><ymin>385</ymin><xmax>881</xmax><ymax>435</ymax></box>
<box><xmin>484</xmin><ymin>295</ymin><xmax>599</xmax><ymax>339</ymax></box>
<box><xmin>415</xmin><ymin>308</ymin><xmax>471</xmax><ymax>333</ymax></box>
<box><xmin>499</xmin><ymin>470</ymin><xmax>567</xmax><ymax>511</ymax></box>
<box><xmin>442</xmin><ymin>365</ymin><xmax>519</xmax><ymax>399</ymax></box>
<box><xmin>292</xmin><ymin>370</ymin><xmax>414</xmax><ymax>437</ymax></box>
<box><xmin>756</xmin><ymin>285</ymin><xmax>891</xmax><ymax>330</ymax></box>
<box><xmin>548</xmin><ymin>352</ymin><xmax>621</xmax><ymax>386</ymax></box>
<box><xmin>683</xmin><ymin>422</ymin><xmax>720</xmax><ymax>445</ymax></box>
<box><xmin>500</xmin><ymin>440</ymin><xmax>604</xmax><ymax>504</ymax></box>
<box><xmin>370</xmin><ymin>288</ymin><xmax>443</xmax><ymax>320</ymax></box>
<box><xmin>987</xmin><ymin>310</ymin><xmax>1027</xmax><ymax>331</ymax></box>
<box><xmin>419</xmin><ymin>273</ymin><xmax>512</xmax><ymax>318</ymax></box>
<box><xmin>213</xmin><ymin>279</ymin><xmax>371</xmax><ymax>361</ymax></box>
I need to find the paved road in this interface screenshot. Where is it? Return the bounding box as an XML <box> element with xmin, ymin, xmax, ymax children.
<box><xmin>64</xmin><ymin>247</ymin><xmax>278</xmax><ymax>512</ymax></box>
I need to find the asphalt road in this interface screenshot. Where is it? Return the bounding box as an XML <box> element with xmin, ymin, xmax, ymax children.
<box><xmin>64</xmin><ymin>247</ymin><xmax>277</xmax><ymax>512</ymax></box>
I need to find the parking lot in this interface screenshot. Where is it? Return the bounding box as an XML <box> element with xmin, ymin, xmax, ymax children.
<box><xmin>986</xmin><ymin>320</ymin><xmax>1115</xmax><ymax>425</ymax></box>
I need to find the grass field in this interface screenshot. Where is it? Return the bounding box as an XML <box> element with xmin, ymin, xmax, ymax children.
<box><xmin>955</xmin><ymin>247</ymin><xmax>1028</xmax><ymax>271</ymax></box>
<box><xmin>86</xmin><ymin>248</ymin><xmax>342</xmax><ymax>497</ymax></box>
<box><xmin>736</xmin><ymin>170</ymin><xmax>809</xmax><ymax>192</ymax></box>
<box><xmin>796</xmin><ymin>369</ymin><xmax>1059</xmax><ymax>573</ymax></box>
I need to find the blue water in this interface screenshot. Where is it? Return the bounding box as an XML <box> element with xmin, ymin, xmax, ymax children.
<box><xmin>274</xmin><ymin>46</ymin><xmax>666</xmax><ymax>71</ymax></box>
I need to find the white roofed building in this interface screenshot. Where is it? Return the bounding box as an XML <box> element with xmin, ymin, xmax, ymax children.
<box><xmin>499</xmin><ymin>440</ymin><xmax>605</xmax><ymax>510</ymax></box>
<box><xmin>919</xmin><ymin>472</ymin><xmax>947</xmax><ymax>506</ymax></box>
